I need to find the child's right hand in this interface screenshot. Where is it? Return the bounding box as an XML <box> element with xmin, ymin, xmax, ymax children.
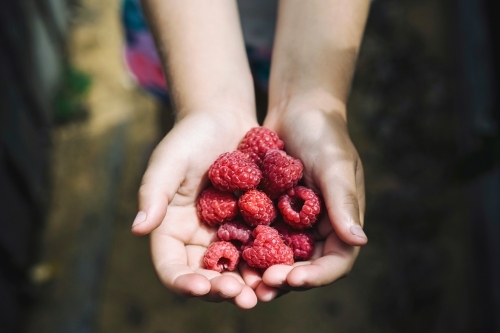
<box><xmin>131</xmin><ymin>109</ymin><xmax>263</xmax><ymax>309</ymax></box>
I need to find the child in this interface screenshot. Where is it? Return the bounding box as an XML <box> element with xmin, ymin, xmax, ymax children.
<box><xmin>128</xmin><ymin>0</ymin><xmax>370</xmax><ymax>309</ymax></box>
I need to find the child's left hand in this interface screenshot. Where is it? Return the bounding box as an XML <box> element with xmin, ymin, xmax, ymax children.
<box><xmin>256</xmin><ymin>104</ymin><xmax>367</xmax><ymax>301</ymax></box>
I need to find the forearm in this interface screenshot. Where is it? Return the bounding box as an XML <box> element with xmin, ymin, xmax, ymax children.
<box><xmin>141</xmin><ymin>0</ymin><xmax>255</xmax><ymax>117</ymax></box>
<box><xmin>267</xmin><ymin>0</ymin><xmax>370</xmax><ymax>120</ymax></box>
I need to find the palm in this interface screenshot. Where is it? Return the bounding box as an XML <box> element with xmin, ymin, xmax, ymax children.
<box><xmin>143</xmin><ymin>111</ymin><xmax>260</xmax><ymax>308</ymax></box>
<box><xmin>261</xmin><ymin>109</ymin><xmax>366</xmax><ymax>290</ymax></box>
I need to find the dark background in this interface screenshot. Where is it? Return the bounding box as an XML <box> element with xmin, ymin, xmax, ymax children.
<box><xmin>1</xmin><ymin>0</ymin><xmax>499</xmax><ymax>332</ymax></box>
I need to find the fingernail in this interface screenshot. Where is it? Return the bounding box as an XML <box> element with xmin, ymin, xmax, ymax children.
<box><xmin>132</xmin><ymin>211</ymin><xmax>147</xmax><ymax>228</ymax></box>
<box><xmin>350</xmin><ymin>225</ymin><xmax>367</xmax><ymax>239</ymax></box>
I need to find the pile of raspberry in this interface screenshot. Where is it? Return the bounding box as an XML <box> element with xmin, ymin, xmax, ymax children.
<box><xmin>198</xmin><ymin>127</ymin><xmax>322</xmax><ymax>272</ymax></box>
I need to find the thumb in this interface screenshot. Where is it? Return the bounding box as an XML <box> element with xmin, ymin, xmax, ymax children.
<box><xmin>320</xmin><ymin>162</ymin><xmax>367</xmax><ymax>246</ymax></box>
<box><xmin>131</xmin><ymin>146</ymin><xmax>186</xmax><ymax>236</ymax></box>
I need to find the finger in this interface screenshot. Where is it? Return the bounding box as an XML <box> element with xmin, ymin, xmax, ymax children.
<box><xmin>171</xmin><ymin>273</ymin><xmax>212</xmax><ymax>296</ymax></box>
<box><xmin>193</xmin><ymin>265</ymin><xmax>257</xmax><ymax>307</ymax></box>
<box><xmin>262</xmin><ymin>261</ymin><xmax>311</xmax><ymax>289</ymax></box>
<box><xmin>191</xmin><ymin>250</ymin><xmax>246</xmax><ymax>302</ymax></box>
<box><xmin>286</xmin><ymin>233</ymin><xmax>358</xmax><ymax>288</ymax></box>
<box><xmin>132</xmin><ymin>143</ymin><xmax>187</xmax><ymax>235</ymax></box>
<box><xmin>239</xmin><ymin>262</ymin><xmax>263</xmax><ymax>290</ymax></box>
<box><xmin>318</xmin><ymin>160</ymin><xmax>367</xmax><ymax>246</ymax></box>
<box><xmin>261</xmin><ymin>265</ymin><xmax>294</xmax><ymax>288</ymax></box>
<box><xmin>201</xmin><ymin>275</ymin><xmax>243</xmax><ymax>301</ymax></box>
<box><xmin>151</xmin><ymin>233</ymin><xmax>211</xmax><ymax>296</ymax></box>
<box><xmin>233</xmin><ymin>285</ymin><xmax>258</xmax><ymax>309</ymax></box>
<box><xmin>255</xmin><ymin>282</ymin><xmax>285</xmax><ymax>302</ymax></box>
<box><xmin>216</xmin><ymin>271</ymin><xmax>258</xmax><ymax>308</ymax></box>
<box><xmin>356</xmin><ymin>159</ymin><xmax>366</xmax><ymax>225</ymax></box>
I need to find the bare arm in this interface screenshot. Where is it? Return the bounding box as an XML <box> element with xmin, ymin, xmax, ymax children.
<box><xmin>267</xmin><ymin>0</ymin><xmax>370</xmax><ymax>120</ymax></box>
<box><xmin>260</xmin><ymin>0</ymin><xmax>370</xmax><ymax>298</ymax></box>
<box><xmin>141</xmin><ymin>0</ymin><xmax>255</xmax><ymax>117</ymax></box>
<box><xmin>134</xmin><ymin>0</ymin><xmax>259</xmax><ymax>308</ymax></box>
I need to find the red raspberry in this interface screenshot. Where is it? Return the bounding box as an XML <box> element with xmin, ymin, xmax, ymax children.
<box><xmin>217</xmin><ymin>220</ymin><xmax>253</xmax><ymax>249</ymax></box>
<box><xmin>208</xmin><ymin>151</ymin><xmax>262</xmax><ymax>192</ymax></box>
<box><xmin>203</xmin><ymin>241</ymin><xmax>240</xmax><ymax>272</ymax></box>
<box><xmin>275</xmin><ymin>222</ymin><xmax>315</xmax><ymax>261</ymax></box>
<box><xmin>260</xmin><ymin>150</ymin><xmax>303</xmax><ymax>198</ymax></box>
<box><xmin>238</xmin><ymin>190</ymin><xmax>277</xmax><ymax>227</ymax></box>
<box><xmin>278</xmin><ymin>186</ymin><xmax>321</xmax><ymax>229</ymax></box>
<box><xmin>242</xmin><ymin>225</ymin><xmax>294</xmax><ymax>269</ymax></box>
<box><xmin>197</xmin><ymin>187</ymin><xmax>238</xmax><ymax>227</ymax></box>
<box><xmin>238</xmin><ymin>127</ymin><xmax>285</xmax><ymax>165</ymax></box>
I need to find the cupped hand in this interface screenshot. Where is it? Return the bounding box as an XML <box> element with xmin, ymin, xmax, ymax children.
<box><xmin>260</xmin><ymin>106</ymin><xmax>367</xmax><ymax>300</ymax></box>
<box><xmin>131</xmin><ymin>110</ymin><xmax>262</xmax><ymax>309</ymax></box>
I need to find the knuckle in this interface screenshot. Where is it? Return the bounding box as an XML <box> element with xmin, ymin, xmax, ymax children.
<box><xmin>340</xmin><ymin>263</ymin><xmax>354</xmax><ymax>280</ymax></box>
<box><xmin>343</xmin><ymin>194</ymin><xmax>360</xmax><ymax>216</ymax></box>
<box><xmin>356</xmin><ymin>158</ymin><xmax>364</xmax><ymax>174</ymax></box>
<box><xmin>138</xmin><ymin>183</ymin><xmax>150</xmax><ymax>199</ymax></box>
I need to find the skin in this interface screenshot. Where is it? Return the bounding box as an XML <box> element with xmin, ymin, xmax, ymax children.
<box><xmin>259</xmin><ymin>0</ymin><xmax>369</xmax><ymax>299</ymax></box>
<box><xmin>132</xmin><ymin>0</ymin><xmax>370</xmax><ymax>309</ymax></box>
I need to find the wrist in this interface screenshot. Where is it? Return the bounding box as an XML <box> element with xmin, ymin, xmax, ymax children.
<box><xmin>266</xmin><ymin>90</ymin><xmax>347</xmax><ymax>129</ymax></box>
<box><xmin>176</xmin><ymin>105</ymin><xmax>258</xmax><ymax>139</ymax></box>
<box><xmin>175</xmin><ymin>99</ymin><xmax>256</xmax><ymax>122</ymax></box>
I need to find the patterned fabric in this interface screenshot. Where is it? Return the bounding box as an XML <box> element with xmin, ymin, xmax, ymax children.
<box><xmin>121</xmin><ymin>0</ymin><xmax>272</xmax><ymax>102</ymax></box>
<box><xmin>122</xmin><ymin>0</ymin><xmax>168</xmax><ymax>101</ymax></box>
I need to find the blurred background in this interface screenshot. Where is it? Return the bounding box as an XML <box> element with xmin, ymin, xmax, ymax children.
<box><xmin>1</xmin><ymin>0</ymin><xmax>499</xmax><ymax>332</ymax></box>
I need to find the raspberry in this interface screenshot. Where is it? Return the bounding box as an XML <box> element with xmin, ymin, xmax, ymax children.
<box><xmin>260</xmin><ymin>150</ymin><xmax>303</xmax><ymax>198</ymax></box>
<box><xmin>278</xmin><ymin>186</ymin><xmax>321</xmax><ymax>229</ymax></box>
<box><xmin>217</xmin><ymin>220</ymin><xmax>253</xmax><ymax>249</ymax></box>
<box><xmin>208</xmin><ymin>151</ymin><xmax>262</xmax><ymax>192</ymax></box>
<box><xmin>242</xmin><ymin>225</ymin><xmax>294</xmax><ymax>269</ymax></box>
<box><xmin>238</xmin><ymin>190</ymin><xmax>277</xmax><ymax>227</ymax></box>
<box><xmin>238</xmin><ymin>127</ymin><xmax>285</xmax><ymax>165</ymax></box>
<box><xmin>197</xmin><ymin>187</ymin><xmax>238</xmax><ymax>226</ymax></box>
<box><xmin>203</xmin><ymin>241</ymin><xmax>240</xmax><ymax>272</ymax></box>
<box><xmin>275</xmin><ymin>222</ymin><xmax>315</xmax><ymax>261</ymax></box>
